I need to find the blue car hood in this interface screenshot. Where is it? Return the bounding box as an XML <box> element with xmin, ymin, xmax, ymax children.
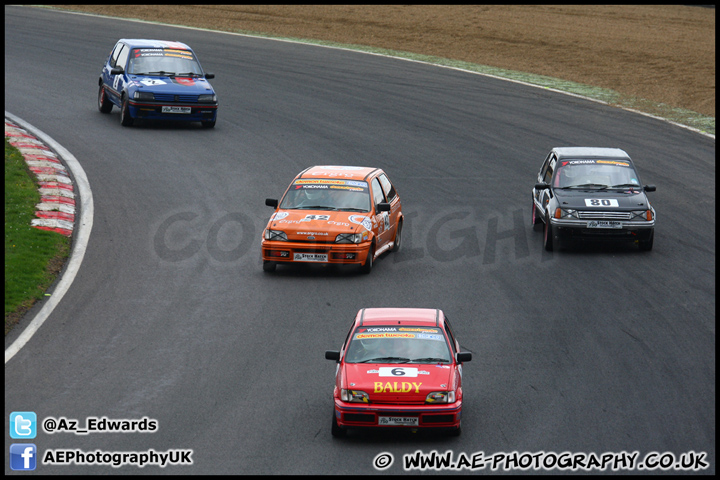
<box><xmin>129</xmin><ymin>75</ymin><xmax>215</xmax><ymax>94</ymax></box>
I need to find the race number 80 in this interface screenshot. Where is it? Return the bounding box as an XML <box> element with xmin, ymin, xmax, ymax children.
<box><xmin>584</xmin><ymin>199</ymin><xmax>619</xmax><ymax>207</ymax></box>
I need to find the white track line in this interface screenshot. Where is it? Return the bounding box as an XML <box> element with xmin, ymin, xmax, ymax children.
<box><xmin>5</xmin><ymin>111</ymin><xmax>94</xmax><ymax>364</ymax></box>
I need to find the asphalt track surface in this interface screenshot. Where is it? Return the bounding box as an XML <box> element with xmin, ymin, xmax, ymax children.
<box><xmin>4</xmin><ymin>6</ymin><xmax>715</xmax><ymax>474</ymax></box>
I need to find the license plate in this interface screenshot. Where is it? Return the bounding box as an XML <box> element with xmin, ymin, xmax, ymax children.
<box><xmin>293</xmin><ymin>253</ymin><xmax>328</xmax><ymax>262</ymax></box>
<box><xmin>379</xmin><ymin>416</ymin><xmax>419</xmax><ymax>426</ymax></box>
<box><xmin>162</xmin><ymin>106</ymin><xmax>191</xmax><ymax>114</ymax></box>
<box><xmin>587</xmin><ymin>220</ymin><xmax>622</xmax><ymax>229</ymax></box>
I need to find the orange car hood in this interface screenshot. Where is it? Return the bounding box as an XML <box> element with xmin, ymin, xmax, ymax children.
<box><xmin>267</xmin><ymin>210</ymin><xmax>373</xmax><ymax>241</ymax></box>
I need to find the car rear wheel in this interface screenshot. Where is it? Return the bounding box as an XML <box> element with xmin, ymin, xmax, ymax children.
<box><xmin>638</xmin><ymin>230</ymin><xmax>654</xmax><ymax>251</ymax></box>
<box><xmin>331</xmin><ymin>411</ymin><xmax>346</xmax><ymax>438</ymax></box>
<box><xmin>201</xmin><ymin>119</ymin><xmax>216</xmax><ymax>128</ymax></box>
<box><xmin>98</xmin><ymin>85</ymin><xmax>112</xmax><ymax>113</ymax></box>
<box><xmin>390</xmin><ymin>220</ymin><xmax>402</xmax><ymax>253</ymax></box>
<box><xmin>543</xmin><ymin>215</ymin><xmax>554</xmax><ymax>252</ymax></box>
<box><xmin>120</xmin><ymin>95</ymin><xmax>134</xmax><ymax>127</ymax></box>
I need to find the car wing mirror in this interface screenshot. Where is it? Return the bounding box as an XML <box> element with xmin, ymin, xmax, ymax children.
<box><xmin>325</xmin><ymin>350</ymin><xmax>340</xmax><ymax>362</ymax></box>
<box><xmin>266</xmin><ymin>198</ymin><xmax>278</xmax><ymax>208</ymax></box>
<box><xmin>644</xmin><ymin>185</ymin><xmax>656</xmax><ymax>192</ymax></box>
<box><xmin>456</xmin><ymin>352</ymin><xmax>472</xmax><ymax>363</ymax></box>
<box><xmin>204</xmin><ymin>72</ymin><xmax>215</xmax><ymax>79</ymax></box>
<box><xmin>110</xmin><ymin>66</ymin><xmax>124</xmax><ymax>75</ymax></box>
<box><xmin>376</xmin><ymin>202</ymin><xmax>391</xmax><ymax>212</ymax></box>
<box><xmin>534</xmin><ymin>182</ymin><xmax>549</xmax><ymax>190</ymax></box>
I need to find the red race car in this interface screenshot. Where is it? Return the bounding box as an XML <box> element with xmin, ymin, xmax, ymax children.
<box><xmin>262</xmin><ymin>166</ymin><xmax>402</xmax><ymax>273</ymax></box>
<box><xmin>325</xmin><ymin>308</ymin><xmax>472</xmax><ymax>437</ymax></box>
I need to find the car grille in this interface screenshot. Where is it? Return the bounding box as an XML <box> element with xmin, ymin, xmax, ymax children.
<box><xmin>344</xmin><ymin>413</ymin><xmax>374</xmax><ymax>423</ymax></box>
<box><xmin>422</xmin><ymin>414</ymin><xmax>455</xmax><ymax>424</ymax></box>
<box><xmin>153</xmin><ymin>93</ymin><xmax>199</xmax><ymax>103</ymax></box>
<box><xmin>577</xmin><ymin>211</ymin><xmax>633</xmax><ymax>220</ymax></box>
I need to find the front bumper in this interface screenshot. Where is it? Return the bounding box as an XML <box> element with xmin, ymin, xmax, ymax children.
<box><xmin>127</xmin><ymin>100</ymin><xmax>217</xmax><ymax>122</ymax></box>
<box><xmin>261</xmin><ymin>240</ymin><xmax>371</xmax><ymax>265</ymax></box>
<box><xmin>333</xmin><ymin>398</ymin><xmax>462</xmax><ymax>429</ymax></box>
<box><xmin>550</xmin><ymin>218</ymin><xmax>654</xmax><ymax>241</ymax></box>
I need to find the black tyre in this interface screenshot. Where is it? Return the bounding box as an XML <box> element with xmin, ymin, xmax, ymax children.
<box><xmin>331</xmin><ymin>411</ymin><xmax>346</xmax><ymax>438</ymax></box>
<box><xmin>201</xmin><ymin>119</ymin><xmax>216</xmax><ymax>128</ymax></box>
<box><xmin>531</xmin><ymin>199</ymin><xmax>543</xmax><ymax>230</ymax></box>
<box><xmin>638</xmin><ymin>230</ymin><xmax>654</xmax><ymax>251</ymax></box>
<box><xmin>262</xmin><ymin>261</ymin><xmax>276</xmax><ymax>272</ymax></box>
<box><xmin>448</xmin><ymin>423</ymin><xmax>462</xmax><ymax>437</ymax></box>
<box><xmin>391</xmin><ymin>220</ymin><xmax>402</xmax><ymax>253</ymax></box>
<box><xmin>98</xmin><ymin>85</ymin><xmax>113</xmax><ymax>113</ymax></box>
<box><xmin>543</xmin><ymin>215</ymin><xmax>554</xmax><ymax>252</ymax></box>
<box><xmin>360</xmin><ymin>244</ymin><xmax>374</xmax><ymax>274</ymax></box>
<box><xmin>120</xmin><ymin>95</ymin><xmax>134</xmax><ymax>126</ymax></box>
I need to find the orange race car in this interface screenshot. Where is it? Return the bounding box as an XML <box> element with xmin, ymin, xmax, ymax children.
<box><xmin>262</xmin><ymin>166</ymin><xmax>403</xmax><ymax>273</ymax></box>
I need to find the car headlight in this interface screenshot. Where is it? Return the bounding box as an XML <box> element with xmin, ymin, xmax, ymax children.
<box><xmin>198</xmin><ymin>94</ymin><xmax>217</xmax><ymax>103</ymax></box>
<box><xmin>264</xmin><ymin>229</ymin><xmax>288</xmax><ymax>241</ymax></box>
<box><xmin>555</xmin><ymin>208</ymin><xmax>579</xmax><ymax>219</ymax></box>
<box><xmin>631</xmin><ymin>210</ymin><xmax>654</xmax><ymax>221</ymax></box>
<box><xmin>341</xmin><ymin>389</ymin><xmax>369</xmax><ymax>403</ymax></box>
<box><xmin>425</xmin><ymin>391</ymin><xmax>455</xmax><ymax>404</ymax></box>
<box><xmin>133</xmin><ymin>91</ymin><xmax>154</xmax><ymax>101</ymax></box>
<box><xmin>335</xmin><ymin>233</ymin><xmax>363</xmax><ymax>244</ymax></box>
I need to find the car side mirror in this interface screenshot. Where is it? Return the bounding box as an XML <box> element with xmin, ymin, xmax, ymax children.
<box><xmin>110</xmin><ymin>66</ymin><xmax>124</xmax><ymax>75</ymax></box>
<box><xmin>266</xmin><ymin>198</ymin><xmax>278</xmax><ymax>208</ymax></box>
<box><xmin>534</xmin><ymin>183</ymin><xmax>549</xmax><ymax>190</ymax></box>
<box><xmin>644</xmin><ymin>185</ymin><xmax>656</xmax><ymax>192</ymax></box>
<box><xmin>456</xmin><ymin>352</ymin><xmax>472</xmax><ymax>363</ymax></box>
<box><xmin>204</xmin><ymin>72</ymin><xmax>215</xmax><ymax>79</ymax></box>
<box><xmin>325</xmin><ymin>350</ymin><xmax>340</xmax><ymax>362</ymax></box>
<box><xmin>376</xmin><ymin>202</ymin><xmax>391</xmax><ymax>212</ymax></box>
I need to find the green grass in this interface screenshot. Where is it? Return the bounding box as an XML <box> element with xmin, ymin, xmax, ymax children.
<box><xmin>5</xmin><ymin>138</ymin><xmax>70</xmax><ymax>335</ymax></box>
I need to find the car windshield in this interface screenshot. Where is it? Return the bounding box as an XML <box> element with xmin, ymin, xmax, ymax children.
<box><xmin>279</xmin><ymin>179</ymin><xmax>371</xmax><ymax>211</ymax></box>
<box><xmin>128</xmin><ymin>48</ymin><xmax>203</xmax><ymax>75</ymax></box>
<box><xmin>554</xmin><ymin>159</ymin><xmax>641</xmax><ymax>189</ymax></box>
<box><xmin>344</xmin><ymin>326</ymin><xmax>452</xmax><ymax>364</ymax></box>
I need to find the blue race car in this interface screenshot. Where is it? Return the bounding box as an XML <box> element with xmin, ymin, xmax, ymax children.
<box><xmin>98</xmin><ymin>39</ymin><xmax>218</xmax><ymax>128</ymax></box>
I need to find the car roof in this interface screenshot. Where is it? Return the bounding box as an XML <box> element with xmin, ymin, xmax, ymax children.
<box><xmin>119</xmin><ymin>39</ymin><xmax>193</xmax><ymax>51</ymax></box>
<box><xmin>552</xmin><ymin>147</ymin><xmax>632</xmax><ymax>161</ymax></box>
<box><xmin>297</xmin><ymin>165</ymin><xmax>382</xmax><ymax>181</ymax></box>
<box><xmin>356</xmin><ymin>308</ymin><xmax>443</xmax><ymax>327</ymax></box>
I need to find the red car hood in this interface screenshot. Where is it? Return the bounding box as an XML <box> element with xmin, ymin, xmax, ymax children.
<box><xmin>343</xmin><ymin>363</ymin><xmax>453</xmax><ymax>403</ymax></box>
<box><xmin>267</xmin><ymin>210</ymin><xmax>373</xmax><ymax>242</ymax></box>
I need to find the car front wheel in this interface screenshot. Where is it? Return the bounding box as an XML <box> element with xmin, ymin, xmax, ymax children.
<box><xmin>360</xmin><ymin>244</ymin><xmax>374</xmax><ymax>274</ymax></box>
<box><xmin>543</xmin><ymin>216</ymin><xmax>554</xmax><ymax>252</ymax></box>
<box><xmin>120</xmin><ymin>95</ymin><xmax>134</xmax><ymax>126</ymax></box>
<box><xmin>262</xmin><ymin>261</ymin><xmax>276</xmax><ymax>272</ymax></box>
<box><xmin>638</xmin><ymin>230</ymin><xmax>654</xmax><ymax>251</ymax></box>
<box><xmin>98</xmin><ymin>85</ymin><xmax>113</xmax><ymax>113</ymax></box>
<box><xmin>331</xmin><ymin>411</ymin><xmax>346</xmax><ymax>438</ymax></box>
<box><xmin>531</xmin><ymin>199</ymin><xmax>543</xmax><ymax>230</ymax></box>
<box><xmin>391</xmin><ymin>220</ymin><xmax>402</xmax><ymax>253</ymax></box>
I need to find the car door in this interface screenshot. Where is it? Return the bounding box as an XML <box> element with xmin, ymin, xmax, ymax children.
<box><xmin>377</xmin><ymin>172</ymin><xmax>401</xmax><ymax>243</ymax></box>
<box><xmin>536</xmin><ymin>153</ymin><xmax>556</xmax><ymax>217</ymax></box>
<box><xmin>370</xmin><ymin>176</ymin><xmax>392</xmax><ymax>248</ymax></box>
<box><xmin>102</xmin><ymin>42</ymin><xmax>123</xmax><ymax>103</ymax></box>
